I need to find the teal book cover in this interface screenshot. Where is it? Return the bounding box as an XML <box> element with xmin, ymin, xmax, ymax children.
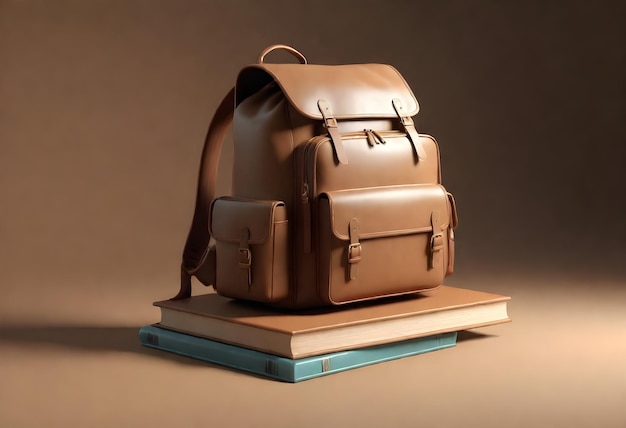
<box><xmin>139</xmin><ymin>325</ymin><xmax>456</xmax><ymax>382</ymax></box>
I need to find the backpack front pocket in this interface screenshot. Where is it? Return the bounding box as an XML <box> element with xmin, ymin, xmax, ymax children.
<box><xmin>210</xmin><ymin>197</ymin><xmax>289</xmax><ymax>302</ymax></box>
<box><xmin>317</xmin><ymin>184</ymin><xmax>454</xmax><ymax>304</ymax></box>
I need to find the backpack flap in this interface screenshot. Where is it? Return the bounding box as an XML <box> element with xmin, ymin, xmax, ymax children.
<box><xmin>235</xmin><ymin>62</ymin><xmax>426</xmax><ymax>163</ymax></box>
<box><xmin>209</xmin><ymin>197</ymin><xmax>289</xmax><ymax>303</ymax></box>
<box><xmin>317</xmin><ymin>184</ymin><xmax>452</xmax><ymax>305</ymax></box>
<box><xmin>236</xmin><ymin>63</ymin><xmax>419</xmax><ymax>119</ymax></box>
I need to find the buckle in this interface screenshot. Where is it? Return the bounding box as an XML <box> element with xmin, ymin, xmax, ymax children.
<box><xmin>399</xmin><ymin>115</ymin><xmax>413</xmax><ymax>126</ymax></box>
<box><xmin>430</xmin><ymin>233</ymin><xmax>444</xmax><ymax>252</ymax></box>
<box><xmin>238</xmin><ymin>248</ymin><xmax>251</xmax><ymax>268</ymax></box>
<box><xmin>348</xmin><ymin>243</ymin><xmax>362</xmax><ymax>264</ymax></box>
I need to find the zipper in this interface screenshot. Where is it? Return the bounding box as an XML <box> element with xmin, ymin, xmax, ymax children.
<box><xmin>301</xmin><ymin>135</ymin><xmax>327</xmax><ymax>253</ymax></box>
<box><xmin>299</xmin><ymin>130</ymin><xmax>406</xmax><ymax>253</ymax></box>
<box><xmin>339</xmin><ymin>129</ymin><xmax>404</xmax><ymax>140</ymax></box>
<box><xmin>301</xmin><ymin>181</ymin><xmax>311</xmax><ymax>252</ymax></box>
<box><xmin>303</xmin><ymin>129</ymin><xmax>406</xmax><ymax>194</ymax></box>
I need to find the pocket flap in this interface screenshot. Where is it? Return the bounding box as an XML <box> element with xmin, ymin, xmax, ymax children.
<box><xmin>210</xmin><ymin>197</ymin><xmax>286</xmax><ymax>244</ymax></box>
<box><xmin>321</xmin><ymin>185</ymin><xmax>450</xmax><ymax>241</ymax></box>
<box><xmin>236</xmin><ymin>63</ymin><xmax>419</xmax><ymax>119</ymax></box>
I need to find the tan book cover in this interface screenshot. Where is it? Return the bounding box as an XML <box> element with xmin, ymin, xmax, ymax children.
<box><xmin>154</xmin><ymin>285</ymin><xmax>511</xmax><ymax>358</ymax></box>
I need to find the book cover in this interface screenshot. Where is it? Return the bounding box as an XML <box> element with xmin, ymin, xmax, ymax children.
<box><xmin>139</xmin><ymin>325</ymin><xmax>457</xmax><ymax>382</ymax></box>
<box><xmin>154</xmin><ymin>285</ymin><xmax>510</xmax><ymax>358</ymax></box>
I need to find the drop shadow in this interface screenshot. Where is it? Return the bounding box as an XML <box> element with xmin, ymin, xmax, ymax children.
<box><xmin>0</xmin><ymin>324</ymin><xmax>301</xmax><ymax>381</ymax></box>
<box><xmin>456</xmin><ymin>330</ymin><xmax>498</xmax><ymax>343</ymax></box>
<box><xmin>0</xmin><ymin>324</ymin><xmax>214</xmax><ymax>369</ymax></box>
<box><xmin>211</xmin><ymin>291</ymin><xmax>430</xmax><ymax>317</ymax></box>
<box><xmin>0</xmin><ymin>325</ymin><xmax>139</xmax><ymax>352</ymax></box>
<box><xmin>0</xmin><ymin>324</ymin><xmax>497</xmax><ymax>383</ymax></box>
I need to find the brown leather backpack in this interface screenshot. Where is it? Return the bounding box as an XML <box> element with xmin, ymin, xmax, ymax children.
<box><xmin>173</xmin><ymin>45</ymin><xmax>458</xmax><ymax>308</ymax></box>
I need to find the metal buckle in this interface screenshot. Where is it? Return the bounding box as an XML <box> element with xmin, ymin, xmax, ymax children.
<box><xmin>430</xmin><ymin>233</ymin><xmax>444</xmax><ymax>252</ymax></box>
<box><xmin>238</xmin><ymin>248</ymin><xmax>251</xmax><ymax>268</ymax></box>
<box><xmin>324</xmin><ymin>116</ymin><xmax>338</xmax><ymax>128</ymax></box>
<box><xmin>348</xmin><ymin>243</ymin><xmax>362</xmax><ymax>264</ymax></box>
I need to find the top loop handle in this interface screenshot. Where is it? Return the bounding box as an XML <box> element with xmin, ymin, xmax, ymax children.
<box><xmin>257</xmin><ymin>44</ymin><xmax>308</xmax><ymax>64</ymax></box>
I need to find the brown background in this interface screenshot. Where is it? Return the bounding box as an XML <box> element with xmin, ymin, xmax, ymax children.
<box><xmin>1</xmin><ymin>1</ymin><xmax>625</xmax><ymax>427</ymax></box>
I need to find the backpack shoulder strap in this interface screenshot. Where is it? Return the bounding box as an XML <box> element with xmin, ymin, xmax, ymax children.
<box><xmin>172</xmin><ymin>87</ymin><xmax>235</xmax><ymax>300</ymax></box>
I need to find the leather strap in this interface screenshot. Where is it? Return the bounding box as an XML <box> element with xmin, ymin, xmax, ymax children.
<box><xmin>172</xmin><ymin>87</ymin><xmax>235</xmax><ymax>300</ymax></box>
<box><xmin>392</xmin><ymin>98</ymin><xmax>427</xmax><ymax>162</ymax></box>
<box><xmin>348</xmin><ymin>218</ymin><xmax>362</xmax><ymax>280</ymax></box>
<box><xmin>429</xmin><ymin>210</ymin><xmax>444</xmax><ymax>270</ymax></box>
<box><xmin>239</xmin><ymin>227</ymin><xmax>252</xmax><ymax>289</ymax></box>
<box><xmin>318</xmin><ymin>99</ymin><xmax>349</xmax><ymax>165</ymax></box>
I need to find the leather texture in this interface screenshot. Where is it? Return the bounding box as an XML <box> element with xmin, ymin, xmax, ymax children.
<box><xmin>317</xmin><ymin>184</ymin><xmax>453</xmax><ymax>304</ymax></box>
<box><xmin>210</xmin><ymin>198</ymin><xmax>289</xmax><ymax>302</ymax></box>
<box><xmin>175</xmin><ymin>45</ymin><xmax>458</xmax><ymax>308</ymax></box>
<box><xmin>236</xmin><ymin>63</ymin><xmax>419</xmax><ymax>119</ymax></box>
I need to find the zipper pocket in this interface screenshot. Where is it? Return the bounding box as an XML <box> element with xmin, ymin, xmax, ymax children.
<box><xmin>303</xmin><ymin>130</ymin><xmax>407</xmax><ymax>196</ymax></box>
<box><xmin>300</xmin><ymin>130</ymin><xmax>407</xmax><ymax>253</ymax></box>
<box><xmin>301</xmin><ymin>136</ymin><xmax>326</xmax><ymax>253</ymax></box>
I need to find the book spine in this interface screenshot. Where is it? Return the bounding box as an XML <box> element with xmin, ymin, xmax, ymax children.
<box><xmin>291</xmin><ymin>332</ymin><xmax>457</xmax><ymax>381</ymax></box>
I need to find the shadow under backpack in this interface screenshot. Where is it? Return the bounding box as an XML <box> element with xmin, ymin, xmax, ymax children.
<box><xmin>172</xmin><ymin>44</ymin><xmax>458</xmax><ymax>309</ymax></box>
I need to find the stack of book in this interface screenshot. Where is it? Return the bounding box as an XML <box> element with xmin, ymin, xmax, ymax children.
<box><xmin>140</xmin><ymin>285</ymin><xmax>510</xmax><ymax>382</ymax></box>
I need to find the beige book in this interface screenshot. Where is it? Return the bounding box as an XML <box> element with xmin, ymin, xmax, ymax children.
<box><xmin>154</xmin><ymin>285</ymin><xmax>510</xmax><ymax>359</ymax></box>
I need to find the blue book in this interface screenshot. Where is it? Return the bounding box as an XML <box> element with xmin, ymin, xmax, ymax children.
<box><xmin>139</xmin><ymin>325</ymin><xmax>456</xmax><ymax>382</ymax></box>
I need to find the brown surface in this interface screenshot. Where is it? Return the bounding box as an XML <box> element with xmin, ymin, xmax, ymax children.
<box><xmin>1</xmin><ymin>1</ymin><xmax>625</xmax><ymax>427</ymax></box>
<box><xmin>1</xmin><ymin>274</ymin><xmax>625</xmax><ymax>427</ymax></box>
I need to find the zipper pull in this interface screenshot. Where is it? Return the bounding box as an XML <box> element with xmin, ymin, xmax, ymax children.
<box><xmin>365</xmin><ymin>129</ymin><xmax>377</xmax><ymax>147</ymax></box>
<box><xmin>301</xmin><ymin>182</ymin><xmax>312</xmax><ymax>253</ymax></box>
<box><xmin>371</xmin><ymin>130</ymin><xmax>386</xmax><ymax>144</ymax></box>
<box><xmin>365</xmin><ymin>129</ymin><xmax>386</xmax><ymax>145</ymax></box>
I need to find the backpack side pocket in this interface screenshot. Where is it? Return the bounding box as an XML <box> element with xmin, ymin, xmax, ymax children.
<box><xmin>210</xmin><ymin>197</ymin><xmax>289</xmax><ymax>303</ymax></box>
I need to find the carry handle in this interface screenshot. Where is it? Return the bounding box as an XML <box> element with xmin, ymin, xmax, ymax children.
<box><xmin>257</xmin><ymin>44</ymin><xmax>307</xmax><ymax>64</ymax></box>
